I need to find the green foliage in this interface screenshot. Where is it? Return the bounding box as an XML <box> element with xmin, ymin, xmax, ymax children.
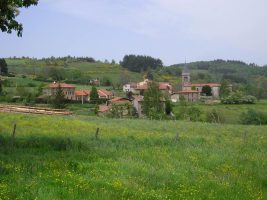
<box><xmin>220</xmin><ymin>80</ymin><xmax>231</xmax><ymax>98</ymax></box>
<box><xmin>240</xmin><ymin>109</ymin><xmax>267</xmax><ymax>125</ymax></box>
<box><xmin>0</xmin><ymin>0</ymin><xmax>38</xmax><ymax>37</ymax></box>
<box><xmin>206</xmin><ymin>109</ymin><xmax>224</xmax><ymax>123</ymax></box>
<box><xmin>0</xmin><ymin>59</ymin><xmax>8</xmax><ymax>74</ymax></box>
<box><xmin>165</xmin><ymin>99</ymin><xmax>173</xmax><ymax>115</ymax></box>
<box><xmin>90</xmin><ymin>86</ymin><xmax>99</xmax><ymax>104</ymax></box>
<box><xmin>143</xmin><ymin>82</ymin><xmax>164</xmax><ymax>119</ymax></box>
<box><xmin>222</xmin><ymin>92</ymin><xmax>257</xmax><ymax>104</ymax></box>
<box><xmin>0</xmin><ymin>81</ymin><xmax>2</xmax><ymax>95</ymax></box>
<box><xmin>176</xmin><ymin>106</ymin><xmax>202</xmax><ymax>122</ymax></box>
<box><xmin>146</xmin><ymin>70</ymin><xmax>154</xmax><ymax>80</ymax></box>
<box><xmin>121</xmin><ymin>55</ymin><xmax>163</xmax><ymax>73</ymax></box>
<box><xmin>51</xmin><ymin>84</ymin><xmax>66</xmax><ymax>109</ymax></box>
<box><xmin>201</xmin><ymin>85</ymin><xmax>212</xmax><ymax>96</ymax></box>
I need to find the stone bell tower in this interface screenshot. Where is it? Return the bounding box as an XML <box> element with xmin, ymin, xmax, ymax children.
<box><xmin>182</xmin><ymin>63</ymin><xmax>190</xmax><ymax>89</ymax></box>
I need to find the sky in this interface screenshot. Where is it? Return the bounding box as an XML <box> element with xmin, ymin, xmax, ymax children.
<box><xmin>0</xmin><ymin>0</ymin><xmax>267</xmax><ymax>66</ymax></box>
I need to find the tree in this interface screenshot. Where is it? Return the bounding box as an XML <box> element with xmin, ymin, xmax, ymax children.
<box><xmin>51</xmin><ymin>84</ymin><xmax>66</xmax><ymax>109</ymax></box>
<box><xmin>220</xmin><ymin>80</ymin><xmax>230</xmax><ymax>98</ymax></box>
<box><xmin>0</xmin><ymin>0</ymin><xmax>38</xmax><ymax>37</ymax></box>
<box><xmin>0</xmin><ymin>80</ymin><xmax>2</xmax><ymax>95</ymax></box>
<box><xmin>90</xmin><ymin>86</ymin><xmax>99</xmax><ymax>104</ymax></box>
<box><xmin>120</xmin><ymin>55</ymin><xmax>163</xmax><ymax>73</ymax></box>
<box><xmin>0</xmin><ymin>59</ymin><xmax>8</xmax><ymax>74</ymax></box>
<box><xmin>201</xmin><ymin>85</ymin><xmax>212</xmax><ymax>96</ymax></box>
<box><xmin>165</xmin><ymin>99</ymin><xmax>172</xmax><ymax>115</ymax></box>
<box><xmin>143</xmin><ymin>82</ymin><xmax>164</xmax><ymax>119</ymax></box>
<box><xmin>146</xmin><ymin>70</ymin><xmax>154</xmax><ymax>80</ymax></box>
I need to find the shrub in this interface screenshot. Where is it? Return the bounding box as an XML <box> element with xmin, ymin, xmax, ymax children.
<box><xmin>240</xmin><ymin>109</ymin><xmax>267</xmax><ymax>125</ymax></box>
<box><xmin>206</xmin><ymin>109</ymin><xmax>224</xmax><ymax>123</ymax></box>
<box><xmin>221</xmin><ymin>92</ymin><xmax>257</xmax><ymax>104</ymax></box>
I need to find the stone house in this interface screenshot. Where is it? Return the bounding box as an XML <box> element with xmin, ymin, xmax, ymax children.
<box><xmin>43</xmin><ymin>82</ymin><xmax>76</xmax><ymax>100</ymax></box>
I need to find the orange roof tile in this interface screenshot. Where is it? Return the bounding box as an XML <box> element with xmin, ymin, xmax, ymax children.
<box><xmin>75</xmin><ymin>90</ymin><xmax>90</xmax><ymax>96</ymax></box>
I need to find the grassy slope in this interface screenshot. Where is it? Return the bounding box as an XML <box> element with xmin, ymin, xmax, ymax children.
<box><xmin>173</xmin><ymin>100</ymin><xmax>267</xmax><ymax>124</ymax></box>
<box><xmin>5</xmin><ymin>59</ymin><xmax>143</xmax><ymax>83</ymax></box>
<box><xmin>0</xmin><ymin>113</ymin><xmax>266</xmax><ymax>199</ymax></box>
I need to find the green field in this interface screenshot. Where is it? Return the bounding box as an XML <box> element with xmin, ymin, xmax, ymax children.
<box><xmin>173</xmin><ymin>100</ymin><xmax>267</xmax><ymax>124</ymax></box>
<box><xmin>0</xmin><ymin>113</ymin><xmax>266</xmax><ymax>199</ymax></box>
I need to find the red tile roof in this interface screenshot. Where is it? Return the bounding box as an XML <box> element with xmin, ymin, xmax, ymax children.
<box><xmin>98</xmin><ymin>89</ymin><xmax>113</xmax><ymax>97</ymax></box>
<box><xmin>98</xmin><ymin>105</ymin><xmax>110</xmax><ymax>113</ymax></box>
<box><xmin>48</xmin><ymin>83</ymin><xmax>76</xmax><ymax>88</ymax></box>
<box><xmin>75</xmin><ymin>90</ymin><xmax>90</xmax><ymax>96</ymax></box>
<box><xmin>110</xmin><ymin>97</ymin><xmax>131</xmax><ymax>103</ymax></box>
<box><xmin>159</xmin><ymin>82</ymin><xmax>172</xmax><ymax>90</ymax></box>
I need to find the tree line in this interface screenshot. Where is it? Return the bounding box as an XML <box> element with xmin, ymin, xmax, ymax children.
<box><xmin>120</xmin><ymin>55</ymin><xmax>163</xmax><ymax>73</ymax></box>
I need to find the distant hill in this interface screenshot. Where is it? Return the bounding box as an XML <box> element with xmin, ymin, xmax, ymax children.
<box><xmin>5</xmin><ymin>57</ymin><xmax>143</xmax><ymax>86</ymax></box>
<box><xmin>4</xmin><ymin>57</ymin><xmax>267</xmax><ymax>98</ymax></box>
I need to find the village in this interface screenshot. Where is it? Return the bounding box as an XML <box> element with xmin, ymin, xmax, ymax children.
<box><xmin>42</xmin><ymin>64</ymin><xmax>229</xmax><ymax>117</ymax></box>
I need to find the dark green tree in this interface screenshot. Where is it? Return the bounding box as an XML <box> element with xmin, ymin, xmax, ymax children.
<box><xmin>51</xmin><ymin>84</ymin><xmax>66</xmax><ymax>109</ymax></box>
<box><xmin>90</xmin><ymin>86</ymin><xmax>99</xmax><ymax>104</ymax></box>
<box><xmin>220</xmin><ymin>80</ymin><xmax>230</xmax><ymax>98</ymax></box>
<box><xmin>0</xmin><ymin>0</ymin><xmax>38</xmax><ymax>37</ymax></box>
<box><xmin>121</xmin><ymin>55</ymin><xmax>163</xmax><ymax>72</ymax></box>
<box><xmin>201</xmin><ymin>85</ymin><xmax>212</xmax><ymax>96</ymax></box>
<box><xmin>0</xmin><ymin>59</ymin><xmax>8</xmax><ymax>74</ymax></box>
<box><xmin>0</xmin><ymin>80</ymin><xmax>2</xmax><ymax>95</ymax></box>
<box><xmin>165</xmin><ymin>99</ymin><xmax>172</xmax><ymax>115</ymax></box>
<box><xmin>146</xmin><ymin>70</ymin><xmax>154</xmax><ymax>80</ymax></box>
<box><xmin>143</xmin><ymin>82</ymin><xmax>164</xmax><ymax>119</ymax></box>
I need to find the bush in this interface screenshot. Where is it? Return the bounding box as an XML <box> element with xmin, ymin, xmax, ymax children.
<box><xmin>221</xmin><ymin>92</ymin><xmax>257</xmax><ymax>104</ymax></box>
<box><xmin>176</xmin><ymin>106</ymin><xmax>202</xmax><ymax>122</ymax></box>
<box><xmin>206</xmin><ymin>109</ymin><xmax>224</xmax><ymax>123</ymax></box>
<box><xmin>240</xmin><ymin>109</ymin><xmax>267</xmax><ymax>125</ymax></box>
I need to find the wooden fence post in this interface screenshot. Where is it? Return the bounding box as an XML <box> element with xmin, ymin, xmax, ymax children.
<box><xmin>95</xmin><ymin>128</ymin><xmax>100</xmax><ymax>140</ymax></box>
<box><xmin>11</xmin><ymin>123</ymin><xmax>16</xmax><ymax>147</ymax></box>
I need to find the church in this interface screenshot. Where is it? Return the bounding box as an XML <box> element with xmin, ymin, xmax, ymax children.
<box><xmin>171</xmin><ymin>64</ymin><xmax>222</xmax><ymax>103</ymax></box>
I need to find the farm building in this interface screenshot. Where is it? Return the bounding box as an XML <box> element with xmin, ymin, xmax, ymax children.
<box><xmin>75</xmin><ymin>89</ymin><xmax>114</xmax><ymax>103</ymax></box>
<box><xmin>43</xmin><ymin>82</ymin><xmax>76</xmax><ymax>100</ymax></box>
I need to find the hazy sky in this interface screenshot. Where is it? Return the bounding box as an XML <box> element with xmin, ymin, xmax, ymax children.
<box><xmin>0</xmin><ymin>0</ymin><xmax>267</xmax><ymax>66</ymax></box>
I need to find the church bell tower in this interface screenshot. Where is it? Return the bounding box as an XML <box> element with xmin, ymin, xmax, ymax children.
<box><xmin>182</xmin><ymin>63</ymin><xmax>190</xmax><ymax>88</ymax></box>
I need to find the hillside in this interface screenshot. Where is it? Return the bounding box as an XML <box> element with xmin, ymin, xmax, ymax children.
<box><xmin>5</xmin><ymin>58</ymin><xmax>143</xmax><ymax>85</ymax></box>
<box><xmin>0</xmin><ymin>113</ymin><xmax>266</xmax><ymax>199</ymax></box>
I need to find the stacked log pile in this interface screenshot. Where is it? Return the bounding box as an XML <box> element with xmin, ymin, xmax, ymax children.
<box><xmin>0</xmin><ymin>104</ymin><xmax>72</xmax><ymax>115</ymax></box>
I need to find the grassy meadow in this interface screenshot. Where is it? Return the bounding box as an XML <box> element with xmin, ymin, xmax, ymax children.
<box><xmin>173</xmin><ymin>100</ymin><xmax>267</xmax><ymax>124</ymax></box>
<box><xmin>0</xmin><ymin>113</ymin><xmax>266</xmax><ymax>199</ymax></box>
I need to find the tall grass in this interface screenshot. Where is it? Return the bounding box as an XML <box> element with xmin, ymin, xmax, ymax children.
<box><xmin>0</xmin><ymin>113</ymin><xmax>266</xmax><ymax>199</ymax></box>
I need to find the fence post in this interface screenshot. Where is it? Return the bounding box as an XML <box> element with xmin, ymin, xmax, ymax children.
<box><xmin>95</xmin><ymin>128</ymin><xmax>100</xmax><ymax>140</ymax></box>
<box><xmin>11</xmin><ymin>123</ymin><xmax>16</xmax><ymax>147</ymax></box>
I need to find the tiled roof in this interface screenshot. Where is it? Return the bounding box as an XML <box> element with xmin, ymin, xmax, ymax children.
<box><xmin>98</xmin><ymin>89</ymin><xmax>113</xmax><ymax>97</ymax></box>
<box><xmin>48</xmin><ymin>83</ymin><xmax>76</xmax><ymax>88</ymax></box>
<box><xmin>98</xmin><ymin>105</ymin><xmax>110</xmax><ymax>113</ymax></box>
<box><xmin>75</xmin><ymin>90</ymin><xmax>90</xmax><ymax>96</ymax></box>
<box><xmin>159</xmin><ymin>82</ymin><xmax>172</xmax><ymax>90</ymax></box>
